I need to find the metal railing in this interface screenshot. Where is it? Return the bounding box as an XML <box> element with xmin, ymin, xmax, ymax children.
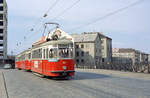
<box><xmin>75</xmin><ymin>62</ymin><xmax>150</xmax><ymax>73</ymax></box>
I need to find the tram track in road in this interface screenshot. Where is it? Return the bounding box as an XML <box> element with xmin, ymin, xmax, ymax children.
<box><xmin>42</xmin><ymin>72</ymin><xmax>150</xmax><ymax>98</ymax></box>
<box><xmin>42</xmin><ymin>74</ymin><xmax>121</xmax><ymax>98</ymax></box>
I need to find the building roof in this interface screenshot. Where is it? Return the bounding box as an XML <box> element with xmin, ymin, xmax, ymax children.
<box><xmin>83</xmin><ymin>32</ymin><xmax>112</xmax><ymax>40</ymax></box>
<box><xmin>113</xmin><ymin>48</ymin><xmax>139</xmax><ymax>53</ymax></box>
<box><xmin>118</xmin><ymin>48</ymin><xmax>135</xmax><ymax>53</ymax></box>
<box><xmin>71</xmin><ymin>32</ymin><xmax>112</xmax><ymax>42</ymax></box>
<box><xmin>71</xmin><ymin>33</ymin><xmax>97</xmax><ymax>42</ymax></box>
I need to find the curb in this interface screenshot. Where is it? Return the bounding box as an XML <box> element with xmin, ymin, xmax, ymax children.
<box><xmin>0</xmin><ymin>70</ymin><xmax>8</xmax><ymax>98</ymax></box>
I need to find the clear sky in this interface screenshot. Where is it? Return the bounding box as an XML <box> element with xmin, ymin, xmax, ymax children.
<box><xmin>7</xmin><ymin>0</ymin><xmax>150</xmax><ymax>55</ymax></box>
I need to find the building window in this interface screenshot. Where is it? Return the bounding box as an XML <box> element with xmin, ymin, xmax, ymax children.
<box><xmin>0</xmin><ymin>29</ymin><xmax>3</xmax><ymax>33</ymax></box>
<box><xmin>0</xmin><ymin>0</ymin><xmax>3</xmax><ymax>3</ymax></box>
<box><xmin>86</xmin><ymin>51</ymin><xmax>89</xmax><ymax>55</ymax></box>
<box><xmin>81</xmin><ymin>51</ymin><xmax>84</xmax><ymax>56</ymax></box>
<box><xmin>0</xmin><ymin>43</ymin><xmax>3</xmax><ymax>46</ymax></box>
<box><xmin>0</xmin><ymin>21</ymin><xmax>3</xmax><ymax>26</ymax></box>
<box><xmin>0</xmin><ymin>7</ymin><xmax>3</xmax><ymax>11</ymax></box>
<box><xmin>101</xmin><ymin>40</ymin><xmax>103</xmax><ymax>43</ymax></box>
<box><xmin>102</xmin><ymin>46</ymin><xmax>104</xmax><ymax>50</ymax></box>
<box><xmin>81</xmin><ymin>44</ymin><xmax>84</xmax><ymax>48</ymax></box>
<box><xmin>0</xmin><ymin>36</ymin><xmax>3</xmax><ymax>40</ymax></box>
<box><xmin>76</xmin><ymin>51</ymin><xmax>79</xmax><ymax>57</ymax></box>
<box><xmin>81</xmin><ymin>59</ymin><xmax>84</xmax><ymax>63</ymax></box>
<box><xmin>102</xmin><ymin>58</ymin><xmax>104</xmax><ymax>62</ymax></box>
<box><xmin>76</xmin><ymin>59</ymin><xmax>79</xmax><ymax>64</ymax></box>
<box><xmin>0</xmin><ymin>14</ymin><xmax>3</xmax><ymax>20</ymax></box>
<box><xmin>76</xmin><ymin>45</ymin><xmax>79</xmax><ymax>48</ymax></box>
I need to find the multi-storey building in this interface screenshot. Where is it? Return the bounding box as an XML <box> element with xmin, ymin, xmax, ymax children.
<box><xmin>101</xmin><ymin>33</ymin><xmax>112</xmax><ymax>63</ymax></box>
<box><xmin>71</xmin><ymin>32</ymin><xmax>112</xmax><ymax>68</ymax></box>
<box><xmin>0</xmin><ymin>0</ymin><xmax>7</xmax><ymax>62</ymax></box>
<box><xmin>148</xmin><ymin>54</ymin><xmax>150</xmax><ymax>63</ymax></box>
<box><xmin>112</xmin><ymin>48</ymin><xmax>141</xmax><ymax>65</ymax></box>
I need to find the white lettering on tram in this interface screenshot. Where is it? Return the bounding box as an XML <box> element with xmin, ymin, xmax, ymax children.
<box><xmin>34</xmin><ymin>61</ymin><xmax>38</xmax><ymax>68</ymax></box>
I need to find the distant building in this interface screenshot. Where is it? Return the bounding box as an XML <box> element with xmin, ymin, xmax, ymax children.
<box><xmin>112</xmin><ymin>48</ymin><xmax>142</xmax><ymax>65</ymax></box>
<box><xmin>148</xmin><ymin>54</ymin><xmax>150</xmax><ymax>63</ymax></box>
<box><xmin>112</xmin><ymin>48</ymin><xmax>133</xmax><ymax>64</ymax></box>
<box><xmin>71</xmin><ymin>32</ymin><xmax>112</xmax><ymax>67</ymax></box>
<box><xmin>0</xmin><ymin>0</ymin><xmax>7</xmax><ymax>62</ymax></box>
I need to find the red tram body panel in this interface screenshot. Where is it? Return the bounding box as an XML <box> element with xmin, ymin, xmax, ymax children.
<box><xmin>24</xmin><ymin>60</ymin><xmax>31</xmax><ymax>70</ymax></box>
<box><xmin>15</xmin><ymin>61</ymin><xmax>21</xmax><ymax>69</ymax></box>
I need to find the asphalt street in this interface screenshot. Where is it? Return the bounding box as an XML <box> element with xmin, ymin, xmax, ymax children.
<box><xmin>2</xmin><ymin>69</ymin><xmax>150</xmax><ymax>98</ymax></box>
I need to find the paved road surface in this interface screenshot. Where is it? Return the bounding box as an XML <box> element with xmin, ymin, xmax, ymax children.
<box><xmin>2</xmin><ymin>69</ymin><xmax>150</xmax><ymax>98</ymax></box>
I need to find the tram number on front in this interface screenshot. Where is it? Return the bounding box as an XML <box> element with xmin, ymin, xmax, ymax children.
<box><xmin>34</xmin><ymin>61</ymin><xmax>38</xmax><ymax>68</ymax></box>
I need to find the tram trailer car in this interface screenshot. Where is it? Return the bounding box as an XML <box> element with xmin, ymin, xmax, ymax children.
<box><xmin>15</xmin><ymin>49</ymin><xmax>31</xmax><ymax>71</ymax></box>
<box><xmin>15</xmin><ymin>40</ymin><xmax>75</xmax><ymax>78</ymax></box>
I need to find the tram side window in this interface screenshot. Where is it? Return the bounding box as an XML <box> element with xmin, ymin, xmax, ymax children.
<box><xmin>32</xmin><ymin>49</ymin><xmax>42</xmax><ymax>59</ymax></box>
<box><xmin>39</xmin><ymin>49</ymin><xmax>42</xmax><ymax>58</ymax></box>
<box><xmin>49</xmin><ymin>48</ymin><xmax>57</xmax><ymax>58</ymax></box>
<box><xmin>43</xmin><ymin>49</ymin><xmax>45</xmax><ymax>59</ymax></box>
<box><xmin>15</xmin><ymin>57</ymin><xmax>18</xmax><ymax>61</ymax></box>
<box><xmin>23</xmin><ymin>55</ymin><xmax>25</xmax><ymax>60</ymax></box>
<box><xmin>46</xmin><ymin>48</ymin><xmax>48</xmax><ymax>59</ymax></box>
<box><xmin>20</xmin><ymin>54</ymin><xmax>25</xmax><ymax>61</ymax></box>
<box><xmin>28</xmin><ymin>53</ymin><xmax>31</xmax><ymax>59</ymax></box>
<box><xmin>25</xmin><ymin>54</ymin><xmax>28</xmax><ymax>60</ymax></box>
<box><xmin>18</xmin><ymin>57</ymin><xmax>20</xmax><ymax>61</ymax></box>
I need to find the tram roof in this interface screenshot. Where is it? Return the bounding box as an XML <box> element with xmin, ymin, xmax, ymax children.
<box><xmin>16</xmin><ymin>48</ymin><xmax>31</xmax><ymax>57</ymax></box>
<box><xmin>32</xmin><ymin>39</ymin><xmax>73</xmax><ymax>49</ymax></box>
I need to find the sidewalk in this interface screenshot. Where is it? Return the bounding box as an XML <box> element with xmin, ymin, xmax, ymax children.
<box><xmin>0</xmin><ymin>70</ymin><xmax>8</xmax><ymax>98</ymax></box>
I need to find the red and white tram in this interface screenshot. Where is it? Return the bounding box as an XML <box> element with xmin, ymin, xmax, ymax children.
<box><xmin>15</xmin><ymin>40</ymin><xmax>75</xmax><ymax>78</ymax></box>
<box><xmin>15</xmin><ymin>49</ymin><xmax>31</xmax><ymax>70</ymax></box>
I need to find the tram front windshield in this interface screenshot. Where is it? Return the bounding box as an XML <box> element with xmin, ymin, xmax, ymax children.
<box><xmin>58</xmin><ymin>44</ymin><xmax>73</xmax><ymax>58</ymax></box>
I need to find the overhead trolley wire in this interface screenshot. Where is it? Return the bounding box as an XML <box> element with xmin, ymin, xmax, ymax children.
<box><xmin>18</xmin><ymin>0</ymin><xmax>60</xmax><ymax>50</ymax></box>
<box><xmin>43</xmin><ymin>0</ymin><xmax>60</xmax><ymax>18</ymax></box>
<box><xmin>23</xmin><ymin>0</ymin><xmax>80</xmax><ymax>43</ymax></box>
<box><xmin>69</xmin><ymin>0</ymin><xmax>145</xmax><ymax>32</ymax></box>
<box><xmin>30</xmin><ymin>0</ymin><xmax>60</xmax><ymax>32</ymax></box>
<box><xmin>50</xmin><ymin>0</ymin><xmax>81</xmax><ymax>21</ymax></box>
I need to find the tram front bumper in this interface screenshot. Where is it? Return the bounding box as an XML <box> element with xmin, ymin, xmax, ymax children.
<box><xmin>50</xmin><ymin>70</ymin><xmax>75</xmax><ymax>76</ymax></box>
<box><xmin>50</xmin><ymin>70</ymin><xmax>75</xmax><ymax>73</ymax></box>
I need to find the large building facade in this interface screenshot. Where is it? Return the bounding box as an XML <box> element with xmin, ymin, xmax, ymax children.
<box><xmin>101</xmin><ymin>34</ymin><xmax>112</xmax><ymax>63</ymax></box>
<box><xmin>72</xmin><ymin>32</ymin><xmax>112</xmax><ymax>68</ymax></box>
<box><xmin>0</xmin><ymin>0</ymin><xmax>7</xmax><ymax>61</ymax></box>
